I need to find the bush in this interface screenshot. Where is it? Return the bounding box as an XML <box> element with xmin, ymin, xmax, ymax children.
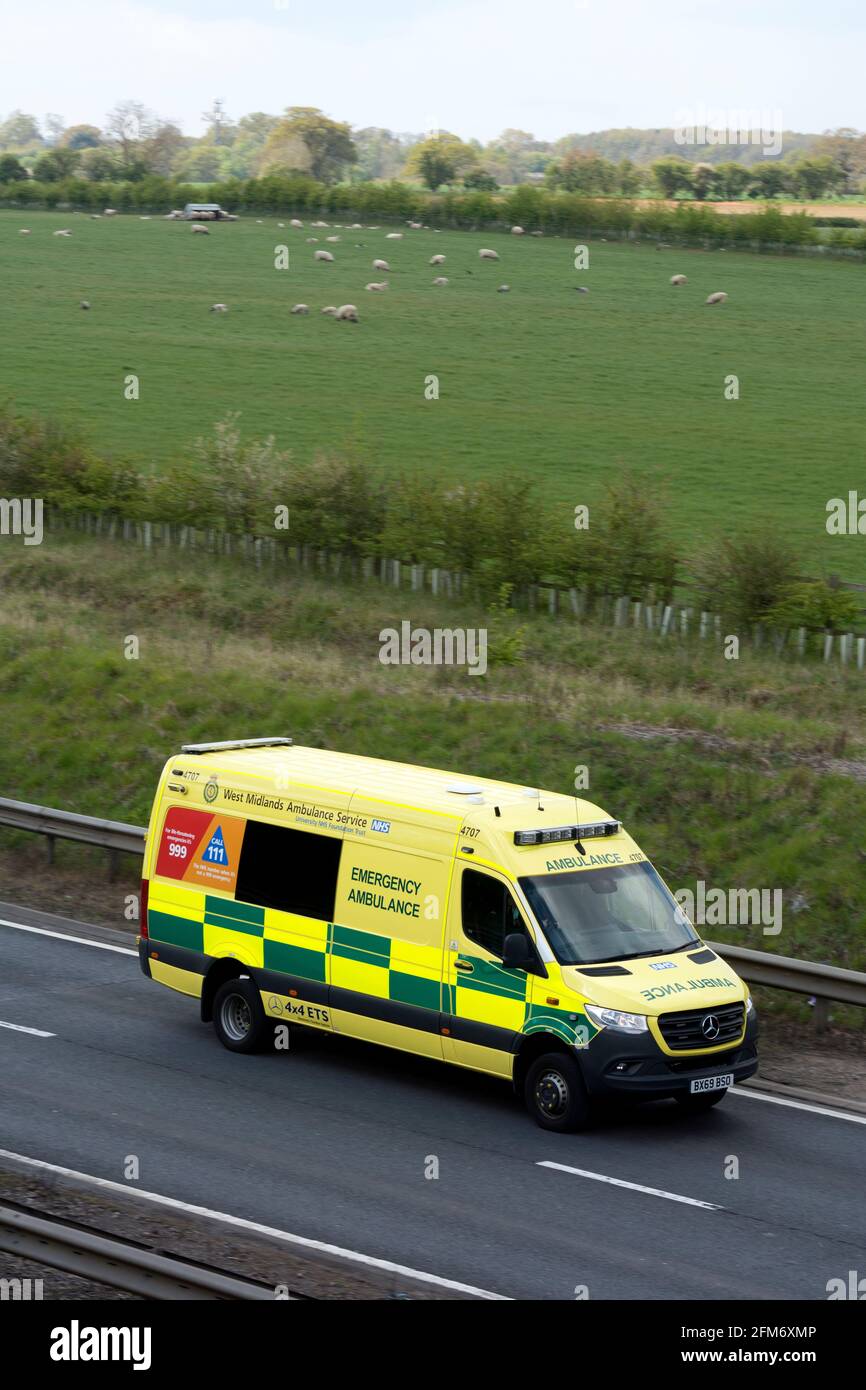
<box><xmin>691</xmin><ymin>533</ymin><xmax>801</xmax><ymax>630</ymax></box>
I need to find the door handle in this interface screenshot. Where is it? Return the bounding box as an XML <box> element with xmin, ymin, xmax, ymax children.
<box><xmin>454</xmin><ymin>960</ymin><xmax>474</xmax><ymax>974</ymax></box>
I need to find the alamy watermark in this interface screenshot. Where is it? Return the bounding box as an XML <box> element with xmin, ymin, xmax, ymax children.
<box><xmin>379</xmin><ymin>621</ymin><xmax>487</xmax><ymax>676</ymax></box>
<box><xmin>673</xmin><ymin>106</ymin><xmax>783</xmax><ymax>157</ymax></box>
<box><xmin>0</xmin><ymin>498</ymin><xmax>43</xmax><ymax>545</ymax></box>
<box><xmin>675</xmin><ymin>881</ymin><xmax>782</xmax><ymax>936</ymax></box>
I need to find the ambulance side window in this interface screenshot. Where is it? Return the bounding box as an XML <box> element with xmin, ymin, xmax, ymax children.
<box><xmin>235</xmin><ymin>820</ymin><xmax>341</xmax><ymax>921</ymax></box>
<box><xmin>461</xmin><ymin>869</ymin><xmax>525</xmax><ymax>958</ymax></box>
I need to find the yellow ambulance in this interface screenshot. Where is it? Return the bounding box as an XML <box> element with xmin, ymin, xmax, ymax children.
<box><xmin>138</xmin><ymin>738</ymin><xmax>758</xmax><ymax>1131</ymax></box>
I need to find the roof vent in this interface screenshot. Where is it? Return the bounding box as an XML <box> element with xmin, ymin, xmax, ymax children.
<box><xmin>447</xmin><ymin>783</ymin><xmax>484</xmax><ymax>795</ymax></box>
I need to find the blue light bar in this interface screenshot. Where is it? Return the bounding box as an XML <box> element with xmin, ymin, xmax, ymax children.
<box><xmin>513</xmin><ymin>820</ymin><xmax>621</xmax><ymax>846</ymax></box>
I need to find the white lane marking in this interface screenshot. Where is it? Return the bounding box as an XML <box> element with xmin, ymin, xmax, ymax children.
<box><xmin>0</xmin><ymin>1020</ymin><xmax>55</xmax><ymax>1038</ymax></box>
<box><xmin>538</xmin><ymin>1161</ymin><xmax>721</xmax><ymax>1210</ymax></box>
<box><xmin>0</xmin><ymin>918</ymin><xmax>136</xmax><ymax>956</ymax></box>
<box><xmin>0</xmin><ymin>1148</ymin><xmax>509</xmax><ymax>1300</ymax></box>
<box><xmin>731</xmin><ymin>1087</ymin><xmax>866</xmax><ymax>1126</ymax></box>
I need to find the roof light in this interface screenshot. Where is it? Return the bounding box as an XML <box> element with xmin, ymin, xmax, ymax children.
<box><xmin>513</xmin><ymin>820</ymin><xmax>620</xmax><ymax>846</ymax></box>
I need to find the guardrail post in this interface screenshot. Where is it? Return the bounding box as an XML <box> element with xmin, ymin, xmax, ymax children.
<box><xmin>814</xmin><ymin>997</ymin><xmax>830</xmax><ymax>1033</ymax></box>
<box><xmin>108</xmin><ymin>849</ymin><xmax>120</xmax><ymax>882</ymax></box>
<box><xmin>46</xmin><ymin>834</ymin><xmax>55</xmax><ymax>867</ymax></box>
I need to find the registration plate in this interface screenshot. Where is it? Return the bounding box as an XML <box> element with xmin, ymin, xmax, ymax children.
<box><xmin>690</xmin><ymin>1073</ymin><xmax>734</xmax><ymax>1094</ymax></box>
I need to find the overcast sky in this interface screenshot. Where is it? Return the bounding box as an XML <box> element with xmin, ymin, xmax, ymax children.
<box><xmin>2</xmin><ymin>0</ymin><xmax>864</xmax><ymax>141</ymax></box>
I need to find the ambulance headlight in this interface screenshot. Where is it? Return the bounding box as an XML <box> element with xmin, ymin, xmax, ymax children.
<box><xmin>585</xmin><ymin>1004</ymin><xmax>648</xmax><ymax>1034</ymax></box>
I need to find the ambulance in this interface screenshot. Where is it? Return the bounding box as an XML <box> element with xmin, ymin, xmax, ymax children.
<box><xmin>138</xmin><ymin>738</ymin><xmax>758</xmax><ymax>1131</ymax></box>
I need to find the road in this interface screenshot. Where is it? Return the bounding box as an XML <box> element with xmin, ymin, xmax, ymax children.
<box><xmin>1</xmin><ymin>903</ymin><xmax>864</xmax><ymax>1300</ymax></box>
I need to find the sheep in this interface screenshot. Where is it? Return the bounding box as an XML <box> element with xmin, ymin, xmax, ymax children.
<box><xmin>90</xmin><ymin>214</ymin><xmax>101</xmax><ymax>219</ymax></box>
<box><xmin>325</xmin><ymin>235</ymin><xmax>340</xmax><ymax>243</ymax></box>
<box><xmin>575</xmin><ymin>286</ymin><xmax>590</xmax><ymax>293</ymax></box>
<box><xmin>306</xmin><ymin>237</ymin><xmax>319</xmax><ymax>243</ymax></box>
<box><xmin>372</xmin><ymin>258</ymin><xmax>390</xmax><ymax>271</ymax></box>
<box><xmin>670</xmin><ymin>274</ymin><xmax>688</xmax><ymax>286</ymax></box>
<box><xmin>80</xmin><ymin>300</ymin><xmax>91</xmax><ymax>310</ymax></box>
<box><xmin>432</xmin><ymin>276</ymin><xmax>449</xmax><ymax>286</ymax></box>
<box><xmin>19</xmin><ymin>228</ymin><xmax>31</xmax><ymax>235</ymax></box>
<box><xmin>290</xmin><ymin>304</ymin><xmax>310</xmax><ymax>315</ymax></box>
<box><xmin>497</xmin><ymin>284</ymin><xmax>510</xmax><ymax>293</ymax></box>
<box><xmin>311</xmin><ymin>220</ymin><xmax>329</xmax><ymax>228</ymax></box>
<box><xmin>140</xmin><ymin>216</ymin><xmax>151</xmax><ymax>221</ymax></box>
<box><xmin>407</xmin><ymin>220</ymin><xmax>422</xmax><ymax>229</ymax></box>
<box><xmin>429</xmin><ymin>254</ymin><xmax>446</xmax><ymax>265</ymax></box>
<box><xmin>478</xmin><ymin>248</ymin><xmax>499</xmax><ymax>260</ymax></box>
<box><xmin>191</xmin><ymin>224</ymin><xmax>210</xmax><ymax>234</ymax></box>
<box><xmin>705</xmin><ymin>291</ymin><xmax>728</xmax><ymax>305</ymax></box>
<box><xmin>511</xmin><ymin>225</ymin><xmax>524</xmax><ymax>235</ymax></box>
<box><xmin>164</xmin><ymin>210</ymin><xmax>183</xmax><ymax>219</ymax></box>
<box><xmin>335</xmin><ymin>304</ymin><xmax>359</xmax><ymax>321</ymax></box>
<box><xmin>53</xmin><ymin>229</ymin><xmax>72</xmax><ymax>237</ymax></box>
<box><xmin>314</xmin><ymin>249</ymin><xmax>334</xmax><ymax>262</ymax></box>
<box><xmin>530</xmin><ymin>230</ymin><xmax>543</xmax><ymax>237</ymax></box>
<box><xmin>385</xmin><ymin>232</ymin><xmax>403</xmax><ymax>240</ymax></box>
<box><xmin>321</xmin><ymin>306</ymin><xmax>338</xmax><ymax>316</ymax></box>
<box><xmin>290</xmin><ymin>218</ymin><xmax>304</xmax><ymax>228</ymax></box>
<box><xmin>209</xmin><ymin>303</ymin><xmax>229</xmax><ymax>312</ymax></box>
<box><xmin>365</xmin><ymin>281</ymin><xmax>388</xmax><ymax>292</ymax></box>
<box><xmin>104</xmin><ymin>208</ymin><xmax>117</xmax><ymax>216</ymax></box>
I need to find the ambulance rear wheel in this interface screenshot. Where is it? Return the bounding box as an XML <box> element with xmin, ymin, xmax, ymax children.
<box><xmin>213</xmin><ymin>978</ymin><xmax>269</xmax><ymax>1054</ymax></box>
<box><xmin>525</xmin><ymin>1052</ymin><xmax>590</xmax><ymax>1132</ymax></box>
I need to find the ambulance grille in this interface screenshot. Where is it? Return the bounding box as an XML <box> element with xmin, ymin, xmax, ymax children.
<box><xmin>658</xmin><ymin>1002</ymin><xmax>745</xmax><ymax>1050</ymax></box>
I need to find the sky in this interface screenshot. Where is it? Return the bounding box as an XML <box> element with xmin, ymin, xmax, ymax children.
<box><xmin>1</xmin><ymin>0</ymin><xmax>864</xmax><ymax>142</ymax></box>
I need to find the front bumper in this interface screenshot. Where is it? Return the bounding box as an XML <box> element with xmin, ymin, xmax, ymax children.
<box><xmin>577</xmin><ymin>1010</ymin><xmax>758</xmax><ymax>1100</ymax></box>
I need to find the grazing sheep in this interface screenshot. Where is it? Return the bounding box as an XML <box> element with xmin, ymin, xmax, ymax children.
<box><xmin>408</xmin><ymin>221</ymin><xmax>422</xmax><ymax>229</ymax></box>
<box><xmin>511</xmin><ymin>226</ymin><xmax>524</xmax><ymax>235</ymax></box>
<box><xmin>80</xmin><ymin>300</ymin><xmax>91</xmax><ymax>310</ymax></box>
<box><xmin>321</xmin><ymin>306</ymin><xmax>338</xmax><ymax>316</ymax></box>
<box><xmin>385</xmin><ymin>232</ymin><xmax>403</xmax><ymax>240</ymax></box>
<box><xmin>306</xmin><ymin>237</ymin><xmax>318</xmax><ymax>243</ymax></box>
<box><xmin>478</xmin><ymin>248</ymin><xmax>499</xmax><ymax>260</ymax></box>
<box><xmin>365</xmin><ymin>281</ymin><xmax>388</xmax><ymax>292</ymax></box>
<box><xmin>277</xmin><ymin>222</ymin><xmax>285</xmax><ymax>228</ymax></box>
<box><xmin>432</xmin><ymin>276</ymin><xmax>449</xmax><ymax>286</ymax></box>
<box><xmin>530</xmin><ymin>230</ymin><xmax>543</xmax><ymax>237</ymax></box>
<box><xmin>53</xmin><ymin>229</ymin><xmax>72</xmax><ymax>237</ymax></box>
<box><xmin>209</xmin><ymin>303</ymin><xmax>229</xmax><ymax>312</ymax></box>
<box><xmin>670</xmin><ymin>274</ymin><xmax>688</xmax><ymax>286</ymax></box>
<box><xmin>335</xmin><ymin>304</ymin><xmax>359</xmax><ymax>321</ymax></box>
<box><xmin>290</xmin><ymin>218</ymin><xmax>303</xmax><ymax>228</ymax></box>
<box><xmin>429</xmin><ymin>254</ymin><xmax>446</xmax><ymax>265</ymax></box>
<box><xmin>140</xmin><ymin>216</ymin><xmax>151</xmax><ymax>221</ymax></box>
<box><xmin>497</xmin><ymin>284</ymin><xmax>510</xmax><ymax>293</ymax></box>
<box><xmin>314</xmin><ymin>249</ymin><xmax>334</xmax><ymax>262</ymax></box>
<box><xmin>372</xmin><ymin>258</ymin><xmax>390</xmax><ymax>271</ymax></box>
<box><xmin>19</xmin><ymin>228</ymin><xmax>31</xmax><ymax>235</ymax></box>
<box><xmin>705</xmin><ymin>291</ymin><xmax>728</xmax><ymax>305</ymax></box>
<box><xmin>104</xmin><ymin>208</ymin><xmax>117</xmax><ymax>216</ymax></box>
<box><xmin>191</xmin><ymin>224</ymin><xmax>210</xmax><ymax>234</ymax></box>
<box><xmin>290</xmin><ymin>304</ymin><xmax>310</xmax><ymax>315</ymax></box>
<box><xmin>325</xmin><ymin>235</ymin><xmax>340</xmax><ymax>243</ymax></box>
<box><xmin>311</xmin><ymin>220</ymin><xmax>329</xmax><ymax>228</ymax></box>
<box><xmin>575</xmin><ymin>286</ymin><xmax>590</xmax><ymax>293</ymax></box>
<box><xmin>90</xmin><ymin>214</ymin><xmax>101</xmax><ymax>219</ymax></box>
<box><xmin>164</xmin><ymin>210</ymin><xmax>183</xmax><ymax>219</ymax></box>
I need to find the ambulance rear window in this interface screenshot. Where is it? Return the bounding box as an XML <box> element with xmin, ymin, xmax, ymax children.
<box><xmin>236</xmin><ymin>820</ymin><xmax>341</xmax><ymax>921</ymax></box>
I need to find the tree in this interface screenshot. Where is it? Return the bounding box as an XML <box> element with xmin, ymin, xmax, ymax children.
<box><xmin>789</xmin><ymin>156</ymin><xmax>845</xmax><ymax>199</ymax></box>
<box><xmin>691</xmin><ymin>162</ymin><xmax>719</xmax><ymax>201</ymax></box>
<box><xmin>260</xmin><ymin>107</ymin><xmax>356</xmax><ymax>183</ymax></box>
<box><xmin>78</xmin><ymin>147</ymin><xmax>121</xmax><ymax>181</ymax></box>
<box><xmin>815</xmin><ymin>128</ymin><xmax>866</xmax><ymax>192</ymax></box>
<box><xmin>714</xmin><ymin>161</ymin><xmax>750</xmax><ymax>199</ymax></box>
<box><xmin>0</xmin><ymin>154</ymin><xmax>27</xmax><ymax>182</ymax></box>
<box><xmin>44</xmin><ymin>114</ymin><xmax>66</xmax><ymax>146</ymax></box>
<box><xmin>141</xmin><ymin>122</ymin><xmax>186</xmax><ymax>176</ymax></box>
<box><xmin>174</xmin><ymin>144</ymin><xmax>229</xmax><ymax>181</ymax></box>
<box><xmin>353</xmin><ymin>127</ymin><xmax>407</xmax><ymax>181</ymax></box>
<box><xmin>546</xmin><ymin>151</ymin><xmax>616</xmax><ymax>193</ymax></box>
<box><xmin>463</xmin><ymin>168</ymin><xmax>498</xmax><ymax>191</ymax></box>
<box><xmin>747</xmin><ymin>162</ymin><xmax>789</xmax><ymax>198</ymax></box>
<box><xmin>60</xmin><ymin>124</ymin><xmax>102</xmax><ymax>150</ymax></box>
<box><xmin>104</xmin><ymin>101</ymin><xmax>158</xmax><ymax>164</ymax></box>
<box><xmin>32</xmin><ymin>148</ymin><xmax>80</xmax><ymax>181</ymax></box>
<box><xmin>650</xmin><ymin>156</ymin><xmax>694</xmax><ymax>198</ymax></box>
<box><xmin>0</xmin><ymin>110</ymin><xmax>42</xmax><ymax>150</ymax></box>
<box><xmin>483</xmin><ymin>129</ymin><xmax>550</xmax><ymax>184</ymax></box>
<box><xmin>616</xmin><ymin>158</ymin><xmax>641</xmax><ymax>196</ymax></box>
<box><xmin>406</xmin><ymin>134</ymin><xmax>477</xmax><ymax>189</ymax></box>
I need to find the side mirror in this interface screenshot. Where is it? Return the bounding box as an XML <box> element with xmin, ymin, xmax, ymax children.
<box><xmin>502</xmin><ymin>932</ymin><xmax>535</xmax><ymax>971</ymax></box>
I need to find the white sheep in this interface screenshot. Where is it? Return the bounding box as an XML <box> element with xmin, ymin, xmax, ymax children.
<box><xmin>432</xmin><ymin>276</ymin><xmax>449</xmax><ymax>286</ymax></box>
<box><xmin>90</xmin><ymin>214</ymin><xmax>101</xmax><ymax>220</ymax></box>
<box><xmin>336</xmin><ymin>304</ymin><xmax>359</xmax><ymax>321</ymax></box>
<box><xmin>19</xmin><ymin>228</ymin><xmax>31</xmax><ymax>235</ymax></box>
<box><xmin>321</xmin><ymin>306</ymin><xmax>338</xmax><ymax>315</ymax></box>
<box><xmin>314</xmin><ymin>250</ymin><xmax>334</xmax><ymax>262</ymax></box>
<box><xmin>385</xmin><ymin>232</ymin><xmax>403</xmax><ymax>240</ymax></box>
<box><xmin>670</xmin><ymin>274</ymin><xmax>688</xmax><ymax>286</ymax></box>
<box><xmin>365</xmin><ymin>281</ymin><xmax>388</xmax><ymax>292</ymax></box>
<box><xmin>290</xmin><ymin>218</ymin><xmax>304</xmax><ymax>228</ymax></box>
<box><xmin>372</xmin><ymin>258</ymin><xmax>390</xmax><ymax>271</ymax></box>
<box><xmin>408</xmin><ymin>221</ymin><xmax>422</xmax><ymax>229</ymax></box>
<box><xmin>80</xmin><ymin>300</ymin><xmax>91</xmax><ymax>310</ymax></box>
<box><xmin>430</xmin><ymin>254</ymin><xmax>446</xmax><ymax>265</ymax></box>
<box><xmin>306</xmin><ymin>237</ymin><xmax>319</xmax><ymax>243</ymax></box>
<box><xmin>311</xmin><ymin>220</ymin><xmax>329</xmax><ymax>228</ymax></box>
<box><xmin>191</xmin><ymin>224</ymin><xmax>210</xmax><ymax>234</ymax></box>
<box><xmin>325</xmin><ymin>235</ymin><xmax>340</xmax><ymax>243</ymax></box>
<box><xmin>497</xmin><ymin>284</ymin><xmax>510</xmax><ymax>293</ymax></box>
<box><xmin>291</xmin><ymin>304</ymin><xmax>310</xmax><ymax>315</ymax></box>
<box><xmin>53</xmin><ymin>229</ymin><xmax>72</xmax><ymax>237</ymax></box>
<box><xmin>104</xmin><ymin>208</ymin><xmax>117</xmax><ymax>216</ymax></box>
<box><xmin>511</xmin><ymin>226</ymin><xmax>524</xmax><ymax>235</ymax></box>
<box><xmin>479</xmin><ymin>248</ymin><xmax>499</xmax><ymax>260</ymax></box>
<box><xmin>705</xmin><ymin>291</ymin><xmax>728</xmax><ymax>305</ymax></box>
<box><xmin>209</xmin><ymin>303</ymin><xmax>229</xmax><ymax>312</ymax></box>
<box><xmin>530</xmin><ymin>230</ymin><xmax>543</xmax><ymax>237</ymax></box>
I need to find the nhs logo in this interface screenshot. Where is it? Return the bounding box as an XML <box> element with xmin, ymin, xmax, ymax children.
<box><xmin>649</xmin><ymin>960</ymin><xmax>677</xmax><ymax>971</ymax></box>
<box><xmin>371</xmin><ymin>819</ymin><xmax>391</xmax><ymax>834</ymax></box>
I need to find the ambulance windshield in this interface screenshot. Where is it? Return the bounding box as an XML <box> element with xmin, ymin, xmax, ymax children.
<box><xmin>519</xmin><ymin>861</ymin><xmax>699</xmax><ymax>966</ymax></box>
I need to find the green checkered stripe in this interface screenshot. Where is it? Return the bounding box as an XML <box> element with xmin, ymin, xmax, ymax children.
<box><xmin>330</xmin><ymin>924</ymin><xmax>441</xmax><ymax>1011</ymax></box>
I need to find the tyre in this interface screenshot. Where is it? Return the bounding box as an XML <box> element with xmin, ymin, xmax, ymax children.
<box><xmin>525</xmin><ymin>1051</ymin><xmax>591</xmax><ymax>1132</ymax></box>
<box><xmin>674</xmin><ymin>1087</ymin><xmax>727</xmax><ymax>1113</ymax></box>
<box><xmin>212</xmin><ymin>977</ymin><xmax>269</xmax><ymax>1054</ymax></box>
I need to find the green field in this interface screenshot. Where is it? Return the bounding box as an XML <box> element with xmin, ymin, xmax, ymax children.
<box><xmin>1</xmin><ymin>209</ymin><xmax>865</xmax><ymax>577</ymax></box>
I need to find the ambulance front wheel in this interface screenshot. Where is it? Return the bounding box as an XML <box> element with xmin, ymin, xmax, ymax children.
<box><xmin>525</xmin><ymin>1052</ymin><xmax>591</xmax><ymax>1132</ymax></box>
<box><xmin>213</xmin><ymin>978</ymin><xmax>270</xmax><ymax>1054</ymax></box>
